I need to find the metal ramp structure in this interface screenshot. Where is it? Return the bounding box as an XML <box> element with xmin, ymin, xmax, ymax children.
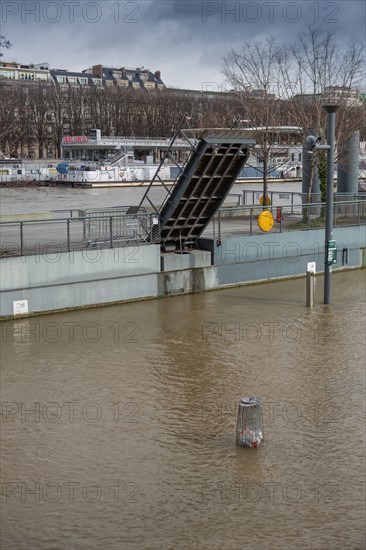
<box><xmin>139</xmin><ymin>119</ymin><xmax>256</xmax><ymax>249</ymax></box>
<box><xmin>107</xmin><ymin>147</ymin><xmax>134</xmax><ymax>166</ymax></box>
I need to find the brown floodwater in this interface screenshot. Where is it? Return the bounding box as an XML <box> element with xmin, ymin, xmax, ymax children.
<box><xmin>1</xmin><ymin>269</ymin><xmax>365</xmax><ymax>549</ymax></box>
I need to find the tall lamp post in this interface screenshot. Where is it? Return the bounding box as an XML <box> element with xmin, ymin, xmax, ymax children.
<box><xmin>323</xmin><ymin>104</ymin><xmax>339</xmax><ymax>305</ymax></box>
<box><xmin>304</xmin><ymin>104</ymin><xmax>339</xmax><ymax>305</ymax></box>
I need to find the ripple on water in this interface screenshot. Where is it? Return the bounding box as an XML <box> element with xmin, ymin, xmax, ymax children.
<box><xmin>1</xmin><ymin>269</ymin><xmax>365</xmax><ymax>549</ymax></box>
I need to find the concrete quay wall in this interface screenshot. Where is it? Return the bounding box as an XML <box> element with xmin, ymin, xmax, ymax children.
<box><xmin>1</xmin><ymin>227</ymin><xmax>365</xmax><ymax>318</ymax></box>
<box><xmin>0</xmin><ymin>245</ymin><xmax>161</xmax><ymax>318</ymax></box>
<box><xmin>199</xmin><ymin>226</ymin><xmax>366</xmax><ymax>286</ymax></box>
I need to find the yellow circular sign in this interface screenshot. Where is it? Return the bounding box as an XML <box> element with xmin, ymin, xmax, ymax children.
<box><xmin>258</xmin><ymin>210</ymin><xmax>274</xmax><ymax>232</ymax></box>
<box><xmin>259</xmin><ymin>195</ymin><xmax>271</xmax><ymax>206</ymax></box>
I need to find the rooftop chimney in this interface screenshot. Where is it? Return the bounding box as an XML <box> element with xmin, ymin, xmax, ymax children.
<box><xmin>154</xmin><ymin>70</ymin><xmax>161</xmax><ymax>80</ymax></box>
<box><xmin>92</xmin><ymin>64</ymin><xmax>103</xmax><ymax>78</ymax></box>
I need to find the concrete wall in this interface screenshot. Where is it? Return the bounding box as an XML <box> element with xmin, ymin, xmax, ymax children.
<box><xmin>0</xmin><ymin>212</ymin><xmax>54</xmax><ymax>222</ymax></box>
<box><xmin>0</xmin><ymin>245</ymin><xmax>160</xmax><ymax>317</ymax></box>
<box><xmin>158</xmin><ymin>266</ymin><xmax>218</xmax><ymax>297</ymax></box>
<box><xmin>199</xmin><ymin>226</ymin><xmax>366</xmax><ymax>286</ymax></box>
<box><xmin>1</xmin><ymin>227</ymin><xmax>365</xmax><ymax>318</ymax></box>
<box><xmin>161</xmin><ymin>249</ymin><xmax>211</xmax><ymax>271</ymax></box>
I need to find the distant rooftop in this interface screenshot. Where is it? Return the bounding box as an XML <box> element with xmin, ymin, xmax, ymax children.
<box><xmin>0</xmin><ymin>60</ymin><xmax>165</xmax><ymax>88</ymax></box>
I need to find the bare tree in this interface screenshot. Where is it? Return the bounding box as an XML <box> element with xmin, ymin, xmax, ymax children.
<box><xmin>29</xmin><ymin>85</ymin><xmax>52</xmax><ymax>158</ymax></box>
<box><xmin>279</xmin><ymin>25</ymin><xmax>365</xmax><ymax>200</ymax></box>
<box><xmin>0</xmin><ymin>36</ymin><xmax>11</xmax><ymax>57</ymax></box>
<box><xmin>222</xmin><ymin>26</ymin><xmax>365</xmax><ymax>206</ymax></box>
<box><xmin>49</xmin><ymin>86</ymin><xmax>69</xmax><ymax>158</ymax></box>
<box><xmin>222</xmin><ymin>37</ymin><xmax>286</xmax><ymax>205</ymax></box>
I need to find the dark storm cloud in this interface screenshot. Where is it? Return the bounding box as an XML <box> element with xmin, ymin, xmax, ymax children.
<box><xmin>1</xmin><ymin>0</ymin><xmax>365</xmax><ymax>88</ymax></box>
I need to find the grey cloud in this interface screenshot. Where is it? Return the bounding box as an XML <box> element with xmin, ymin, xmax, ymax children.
<box><xmin>1</xmin><ymin>0</ymin><xmax>365</xmax><ymax>89</ymax></box>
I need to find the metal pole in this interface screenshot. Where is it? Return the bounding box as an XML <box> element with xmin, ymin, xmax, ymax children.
<box><xmin>337</xmin><ymin>130</ymin><xmax>359</xmax><ymax>194</ymax></box>
<box><xmin>323</xmin><ymin>105</ymin><xmax>339</xmax><ymax>305</ymax></box>
<box><xmin>20</xmin><ymin>222</ymin><xmax>24</xmax><ymax>256</ymax></box>
<box><xmin>67</xmin><ymin>219</ymin><xmax>70</xmax><ymax>252</ymax></box>
<box><xmin>306</xmin><ymin>271</ymin><xmax>314</xmax><ymax>307</ymax></box>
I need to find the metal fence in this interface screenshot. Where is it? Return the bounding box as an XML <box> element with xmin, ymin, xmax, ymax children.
<box><xmin>241</xmin><ymin>190</ymin><xmax>365</xmax><ymax>208</ymax></box>
<box><xmin>0</xmin><ymin>211</ymin><xmax>160</xmax><ymax>258</ymax></box>
<box><xmin>242</xmin><ymin>190</ymin><xmax>303</xmax><ymax>207</ymax></box>
<box><xmin>1</xmin><ymin>200</ymin><xmax>365</xmax><ymax>258</ymax></box>
<box><xmin>204</xmin><ymin>200</ymin><xmax>366</xmax><ymax>240</ymax></box>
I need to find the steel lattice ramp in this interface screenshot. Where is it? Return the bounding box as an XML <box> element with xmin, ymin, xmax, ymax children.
<box><xmin>138</xmin><ymin>114</ymin><xmax>198</xmax><ymax>216</ymax></box>
<box><xmin>157</xmin><ymin>128</ymin><xmax>256</xmax><ymax>248</ymax></box>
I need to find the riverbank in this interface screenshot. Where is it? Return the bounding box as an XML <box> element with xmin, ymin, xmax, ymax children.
<box><xmin>1</xmin><ymin>226</ymin><xmax>365</xmax><ymax>319</ymax></box>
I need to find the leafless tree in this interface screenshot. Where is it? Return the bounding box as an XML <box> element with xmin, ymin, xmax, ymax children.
<box><xmin>278</xmin><ymin>25</ymin><xmax>365</xmax><ymax>199</ymax></box>
<box><xmin>0</xmin><ymin>36</ymin><xmax>11</xmax><ymax>57</ymax></box>
<box><xmin>222</xmin><ymin>26</ymin><xmax>365</xmax><ymax>205</ymax></box>
<box><xmin>222</xmin><ymin>37</ymin><xmax>287</xmax><ymax>205</ymax></box>
<box><xmin>49</xmin><ymin>86</ymin><xmax>70</xmax><ymax>158</ymax></box>
<box><xmin>28</xmin><ymin>85</ymin><xmax>52</xmax><ymax>158</ymax></box>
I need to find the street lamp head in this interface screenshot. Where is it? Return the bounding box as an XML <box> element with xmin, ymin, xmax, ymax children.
<box><xmin>305</xmin><ymin>135</ymin><xmax>322</xmax><ymax>151</ymax></box>
<box><xmin>322</xmin><ymin>104</ymin><xmax>340</xmax><ymax>113</ymax></box>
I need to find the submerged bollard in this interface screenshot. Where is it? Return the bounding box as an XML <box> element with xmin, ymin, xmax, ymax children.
<box><xmin>236</xmin><ymin>397</ymin><xmax>263</xmax><ymax>448</ymax></box>
<box><xmin>306</xmin><ymin>271</ymin><xmax>314</xmax><ymax>308</ymax></box>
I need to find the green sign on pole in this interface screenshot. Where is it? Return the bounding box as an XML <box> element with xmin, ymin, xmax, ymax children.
<box><xmin>326</xmin><ymin>240</ymin><xmax>337</xmax><ymax>266</ymax></box>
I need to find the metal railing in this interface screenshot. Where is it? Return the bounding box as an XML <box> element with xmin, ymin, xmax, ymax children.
<box><xmin>204</xmin><ymin>200</ymin><xmax>366</xmax><ymax>240</ymax></box>
<box><xmin>242</xmin><ymin>190</ymin><xmax>303</xmax><ymax>208</ymax></box>
<box><xmin>1</xmin><ymin>200</ymin><xmax>365</xmax><ymax>258</ymax></box>
<box><xmin>241</xmin><ymin>190</ymin><xmax>365</xmax><ymax>208</ymax></box>
<box><xmin>0</xmin><ymin>211</ymin><xmax>160</xmax><ymax>258</ymax></box>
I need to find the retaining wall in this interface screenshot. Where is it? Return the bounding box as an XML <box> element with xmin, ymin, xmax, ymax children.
<box><xmin>1</xmin><ymin>227</ymin><xmax>365</xmax><ymax>318</ymax></box>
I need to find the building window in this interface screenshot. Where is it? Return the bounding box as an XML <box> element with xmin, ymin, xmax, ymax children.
<box><xmin>298</xmin><ymin>153</ymin><xmax>302</xmax><ymax>161</ymax></box>
<box><xmin>20</xmin><ymin>72</ymin><xmax>34</xmax><ymax>80</ymax></box>
<box><xmin>68</xmin><ymin>77</ymin><xmax>76</xmax><ymax>84</ymax></box>
<box><xmin>79</xmin><ymin>78</ymin><xmax>87</xmax><ymax>85</ymax></box>
<box><xmin>57</xmin><ymin>76</ymin><xmax>65</xmax><ymax>83</ymax></box>
<box><xmin>0</xmin><ymin>70</ymin><xmax>15</xmax><ymax>79</ymax></box>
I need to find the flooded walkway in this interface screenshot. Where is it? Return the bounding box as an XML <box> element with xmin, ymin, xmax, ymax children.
<box><xmin>1</xmin><ymin>269</ymin><xmax>365</xmax><ymax>549</ymax></box>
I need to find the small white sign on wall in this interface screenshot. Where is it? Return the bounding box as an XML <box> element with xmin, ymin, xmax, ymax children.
<box><xmin>13</xmin><ymin>299</ymin><xmax>29</xmax><ymax>316</ymax></box>
<box><xmin>307</xmin><ymin>262</ymin><xmax>316</xmax><ymax>274</ymax></box>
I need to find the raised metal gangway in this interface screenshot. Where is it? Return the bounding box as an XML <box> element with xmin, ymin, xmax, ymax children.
<box><xmin>139</xmin><ymin>123</ymin><xmax>256</xmax><ymax>249</ymax></box>
<box><xmin>106</xmin><ymin>147</ymin><xmax>134</xmax><ymax>166</ymax></box>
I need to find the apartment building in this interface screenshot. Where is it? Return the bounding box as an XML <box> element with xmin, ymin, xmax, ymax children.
<box><xmin>0</xmin><ymin>60</ymin><xmax>165</xmax><ymax>90</ymax></box>
<box><xmin>0</xmin><ymin>61</ymin><xmax>52</xmax><ymax>83</ymax></box>
<box><xmin>293</xmin><ymin>86</ymin><xmax>363</xmax><ymax>107</ymax></box>
<box><xmin>90</xmin><ymin>65</ymin><xmax>165</xmax><ymax>90</ymax></box>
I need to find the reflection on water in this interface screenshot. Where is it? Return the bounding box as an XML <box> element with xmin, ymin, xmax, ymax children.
<box><xmin>1</xmin><ymin>269</ymin><xmax>365</xmax><ymax>549</ymax></box>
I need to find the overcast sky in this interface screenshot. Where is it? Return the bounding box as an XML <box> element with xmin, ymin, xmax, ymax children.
<box><xmin>1</xmin><ymin>0</ymin><xmax>365</xmax><ymax>89</ymax></box>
